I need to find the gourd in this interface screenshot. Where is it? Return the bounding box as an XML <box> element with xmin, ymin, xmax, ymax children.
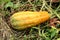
<box><xmin>10</xmin><ymin>11</ymin><xmax>50</xmax><ymax>30</ymax></box>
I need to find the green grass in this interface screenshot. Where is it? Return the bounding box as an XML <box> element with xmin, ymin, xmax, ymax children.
<box><xmin>0</xmin><ymin>0</ymin><xmax>60</xmax><ymax>40</ymax></box>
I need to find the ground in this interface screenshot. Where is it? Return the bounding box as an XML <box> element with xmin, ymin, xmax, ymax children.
<box><xmin>0</xmin><ymin>0</ymin><xmax>60</xmax><ymax>40</ymax></box>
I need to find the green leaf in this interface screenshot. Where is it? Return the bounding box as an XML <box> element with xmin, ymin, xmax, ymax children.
<box><xmin>0</xmin><ymin>0</ymin><xmax>11</xmax><ymax>4</ymax></box>
<box><xmin>5</xmin><ymin>2</ymin><xmax>14</xmax><ymax>8</ymax></box>
<box><xmin>45</xmin><ymin>38</ymin><xmax>50</xmax><ymax>40</ymax></box>
<box><xmin>51</xmin><ymin>29</ymin><xmax>57</xmax><ymax>38</ymax></box>
<box><xmin>3</xmin><ymin>0</ymin><xmax>11</xmax><ymax>2</ymax></box>
<box><xmin>50</xmin><ymin>28</ymin><xmax>57</xmax><ymax>39</ymax></box>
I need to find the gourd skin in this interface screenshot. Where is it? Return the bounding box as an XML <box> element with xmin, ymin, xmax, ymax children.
<box><xmin>10</xmin><ymin>11</ymin><xmax>50</xmax><ymax>30</ymax></box>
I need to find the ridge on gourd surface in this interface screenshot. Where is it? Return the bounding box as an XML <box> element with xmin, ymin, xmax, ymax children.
<box><xmin>10</xmin><ymin>11</ymin><xmax>50</xmax><ymax>30</ymax></box>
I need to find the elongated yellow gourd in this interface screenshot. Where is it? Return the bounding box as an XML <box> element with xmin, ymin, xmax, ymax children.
<box><xmin>10</xmin><ymin>11</ymin><xmax>50</xmax><ymax>30</ymax></box>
